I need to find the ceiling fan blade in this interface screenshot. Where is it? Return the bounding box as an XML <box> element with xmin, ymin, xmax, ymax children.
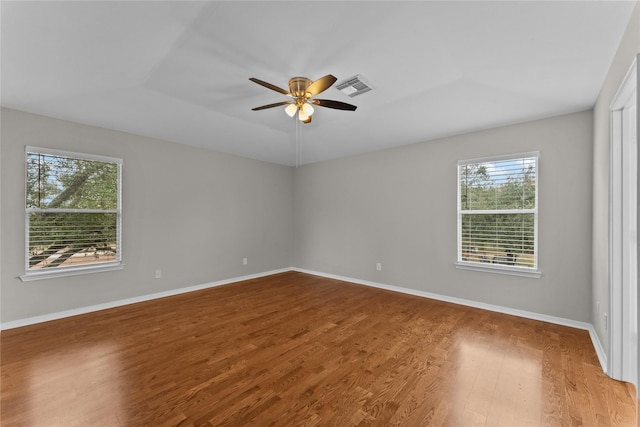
<box><xmin>249</xmin><ymin>78</ymin><xmax>290</xmax><ymax>96</ymax></box>
<box><xmin>312</xmin><ymin>99</ymin><xmax>358</xmax><ymax>111</ymax></box>
<box><xmin>305</xmin><ymin>74</ymin><xmax>337</xmax><ymax>96</ymax></box>
<box><xmin>251</xmin><ymin>101</ymin><xmax>292</xmax><ymax>111</ymax></box>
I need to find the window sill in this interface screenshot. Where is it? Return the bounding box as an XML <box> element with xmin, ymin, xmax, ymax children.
<box><xmin>20</xmin><ymin>262</ymin><xmax>124</xmax><ymax>282</ymax></box>
<box><xmin>455</xmin><ymin>261</ymin><xmax>541</xmax><ymax>278</ymax></box>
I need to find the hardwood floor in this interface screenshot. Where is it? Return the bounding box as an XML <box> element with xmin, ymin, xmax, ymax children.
<box><xmin>1</xmin><ymin>271</ymin><xmax>637</xmax><ymax>426</ymax></box>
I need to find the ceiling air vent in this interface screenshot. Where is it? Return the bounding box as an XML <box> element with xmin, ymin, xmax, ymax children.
<box><xmin>336</xmin><ymin>75</ymin><xmax>373</xmax><ymax>97</ymax></box>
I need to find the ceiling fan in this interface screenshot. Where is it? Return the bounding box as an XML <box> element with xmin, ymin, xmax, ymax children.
<box><xmin>249</xmin><ymin>74</ymin><xmax>357</xmax><ymax>124</ymax></box>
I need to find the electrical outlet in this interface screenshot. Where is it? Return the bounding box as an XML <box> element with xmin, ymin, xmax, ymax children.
<box><xmin>155</xmin><ymin>269</ymin><xmax>162</xmax><ymax>279</ymax></box>
<box><xmin>243</xmin><ymin>257</ymin><xmax>248</xmax><ymax>265</ymax></box>
<box><xmin>376</xmin><ymin>263</ymin><xmax>382</xmax><ymax>271</ymax></box>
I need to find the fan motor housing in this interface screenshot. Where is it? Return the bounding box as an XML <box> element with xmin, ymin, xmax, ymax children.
<box><xmin>289</xmin><ymin>77</ymin><xmax>312</xmax><ymax>97</ymax></box>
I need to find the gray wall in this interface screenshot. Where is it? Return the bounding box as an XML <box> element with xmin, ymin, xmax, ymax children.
<box><xmin>3</xmin><ymin>0</ymin><xmax>637</xmax><ymax>340</ymax></box>
<box><xmin>294</xmin><ymin>111</ymin><xmax>594</xmax><ymax>322</ymax></box>
<box><xmin>591</xmin><ymin>3</ymin><xmax>639</xmax><ymax>365</ymax></box>
<box><xmin>1</xmin><ymin>108</ymin><xmax>294</xmax><ymax>323</ymax></box>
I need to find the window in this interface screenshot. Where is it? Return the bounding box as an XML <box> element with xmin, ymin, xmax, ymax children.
<box><xmin>22</xmin><ymin>147</ymin><xmax>123</xmax><ymax>281</ymax></box>
<box><xmin>456</xmin><ymin>152</ymin><xmax>540</xmax><ymax>277</ymax></box>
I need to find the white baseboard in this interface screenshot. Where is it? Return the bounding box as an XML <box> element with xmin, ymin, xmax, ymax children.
<box><xmin>587</xmin><ymin>325</ymin><xmax>608</xmax><ymax>375</ymax></box>
<box><xmin>0</xmin><ymin>268</ymin><xmax>291</xmax><ymax>330</ymax></box>
<box><xmin>1</xmin><ymin>266</ymin><xmax>610</xmax><ymax>377</ymax></box>
<box><xmin>292</xmin><ymin>267</ymin><xmax>609</xmax><ymax>374</ymax></box>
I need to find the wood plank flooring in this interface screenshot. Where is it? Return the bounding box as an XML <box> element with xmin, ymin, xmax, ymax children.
<box><xmin>1</xmin><ymin>271</ymin><xmax>637</xmax><ymax>426</ymax></box>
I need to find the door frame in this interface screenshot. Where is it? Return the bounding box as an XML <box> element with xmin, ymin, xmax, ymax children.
<box><xmin>609</xmin><ymin>55</ymin><xmax>638</xmax><ymax>393</ymax></box>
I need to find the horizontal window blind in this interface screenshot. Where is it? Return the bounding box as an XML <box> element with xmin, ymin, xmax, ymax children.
<box><xmin>25</xmin><ymin>147</ymin><xmax>122</xmax><ymax>274</ymax></box>
<box><xmin>458</xmin><ymin>154</ymin><xmax>538</xmax><ymax>270</ymax></box>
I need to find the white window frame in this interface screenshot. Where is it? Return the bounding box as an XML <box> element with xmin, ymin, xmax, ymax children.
<box><xmin>20</xmin><ymin>146</ymin><xmax>124</xmax><ymax>281</ymax></box>
<box><xmin>455</xmin><ymin>151</ymin><xmax>541</xmax><ymax>278</ymax></box>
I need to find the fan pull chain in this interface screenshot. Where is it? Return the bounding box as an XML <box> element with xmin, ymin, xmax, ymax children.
<box><xmin>295</xmin><ymin>117</ymin><xmax>302</xmax><ymax>167</ymax></box>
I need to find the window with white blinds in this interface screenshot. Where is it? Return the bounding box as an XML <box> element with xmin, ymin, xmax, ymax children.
<box><xmin>457</xmin><ymin>152</ymin><xmax>539</xmax><ymax>276</ymax></box>
<box><xmin>23</xmin><ymin>147</ymin><xmax>122</xmax><ymax>280</ymax></box>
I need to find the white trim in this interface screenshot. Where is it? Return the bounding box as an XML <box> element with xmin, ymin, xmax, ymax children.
<box><xmin>25</xmin><ymin>145</ymin><xmax>122</xmax><ymax>165</ymax></box>
<box><xmin>610</xmin><ymin>59</ymin><xmax>638</xmax><ymax>111</ymax></box>
<box><xmin>589</xmin><ymin>325</ymin><xmax>608</xmax><ymax>375</ymax></box>
<box><xmin>20</xmin><ymin>262</ymin><xmax>125</xmax><ymax>282</ymax></box>
<box><xmin>455</xmin><ymin>261</ymin><xmax>541</xmax><ymax>278</ymax></box>
<box><xmin>608</xmin><ymin>55</ymin><xmax>638</xmax><ymax>394</ymax></box>
<box><xmin>2</xmin><ymin>268</ymin><xmax>291</xmax><ymax>330</ymax></box>
<box><xmin>457</xmin><ymin>151</ymin><xmax>540</xmax><ymax>166</ymax></box>
<box><xmin>292</xmin><ymin>267</ymin><xmax>606</xmax><ymax>373</ymax></box>
<box><xmin>610</xmin><ymin>96</ymin><xmax>623</xmax><ymax>378</ymax></box>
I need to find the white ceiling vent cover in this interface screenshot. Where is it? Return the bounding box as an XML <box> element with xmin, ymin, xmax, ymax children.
<box><xmin>336</xmin><ymin>75</ymin><xmax>373</xmax><ymax>97</ymax></box>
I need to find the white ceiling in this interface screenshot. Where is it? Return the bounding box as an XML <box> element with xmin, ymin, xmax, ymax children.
<box><xmin>1</xmin><ymin>1</ymin><xmax>637</xmax><ymax>166</ymax></box>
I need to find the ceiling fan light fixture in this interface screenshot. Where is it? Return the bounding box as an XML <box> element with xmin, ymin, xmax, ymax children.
<box><xmin>301</xmin><ymin>102</ymin><xmax>314</xmax><ymax>116</ymax></box>
<box><xmin>285</xmin><ymin>103</ymin><xmax>298</xmax><ymax>117</ymax></box>
<box><xmin>298</xmin><ymin>110</ymin><xmax>310</xmax><ymax>121</ymax></box>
